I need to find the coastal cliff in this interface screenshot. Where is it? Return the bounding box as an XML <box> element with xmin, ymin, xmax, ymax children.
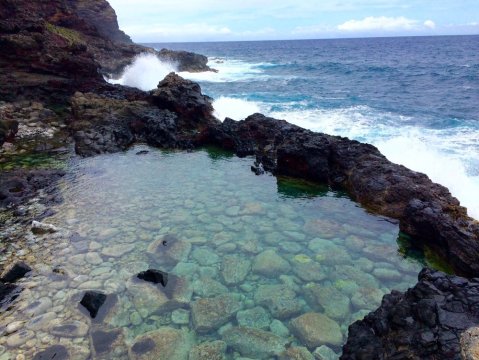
<box><xmin>1</xmin><ymin>0</ymin><xmax>479</xmax><ymax>359</ymax></box>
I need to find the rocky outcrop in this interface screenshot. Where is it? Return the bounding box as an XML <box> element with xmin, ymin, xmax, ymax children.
<box><xmin>341</xmin><ymin>269</ymin><xmax>479</xmax><ymax>359</ymax></box>
<box><xmin>204</xmin><ymin>114</ymin><xmax>479</xmax><ymax>277</ymax></box>
<box><xmin>69</xmin><ymin>75</ymin><xmax>217</xmax><ymax>156</ymax></box>
<box><xmin>0</xmin><ymin>0</ymin><xmax>213</xmax><ymax>103</ymax></box>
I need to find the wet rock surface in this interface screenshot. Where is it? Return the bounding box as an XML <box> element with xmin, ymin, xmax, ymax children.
<box><xmin>341</xmin><ymin>269</ymin><xmax>479</xmax><ymax>359</ymax></box>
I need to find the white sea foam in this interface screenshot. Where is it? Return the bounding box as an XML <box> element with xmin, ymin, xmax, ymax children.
<box><xmin>213</xmin><ymin>97</ymin><xmax>261</xmax><ymax>121</ymax></box>
<box><xmin>269</xmin><ymin>106</ymin><xmax>479</xmax><ymax>220</ymax></box>
<box><xmin>180</xmin><ymin>58</ymin><xmax>267</xmax><ymax>83</ymax></box>
<box><xmin>107</xmin><ymin>53</ymin><xmax>177</xmax><ymax>91</ymax></box>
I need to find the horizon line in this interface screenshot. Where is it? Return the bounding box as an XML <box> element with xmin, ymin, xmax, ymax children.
<box><xmin>137</xmin><ymin>33</ymin><xmax>479</xmax><ymax>45</ymax></box>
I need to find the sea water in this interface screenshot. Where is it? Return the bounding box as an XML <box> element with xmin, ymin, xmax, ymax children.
<box><xmin>110</xmin><ymin>36</ymin><xmax>479</xmax><ymax>220</ymax></box>
<box><xmin>0</xmin><ymin>147</ymin><xmax>423</xmax><ymax>358</ymax></box>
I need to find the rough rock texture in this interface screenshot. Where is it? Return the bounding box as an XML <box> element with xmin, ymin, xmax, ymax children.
<box><xmin>0</xmin><ymin>0</ymin><xmax>213</xmax><ymax>103</ymax></box>
<box><xmin>69</xmin><ymin>77</ymin><xmax>217</xmax><ymax>157</ymax></box>
<box><xmin>205</xmin><ymin>114</ymin><xmax>479</xmax><ymax>277</ymax></box>
<box><xmin>0</xmin><ymin>169</ymin><xmax>65</xmax><ymax>209</ymax></box>
<box><xmin>341</xmin><ymin>269</ymin><xmax>479</xmax><ymax>359</ymax></box>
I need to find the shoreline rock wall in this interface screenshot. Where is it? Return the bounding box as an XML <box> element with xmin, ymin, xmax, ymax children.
<box><xmin>204</xmin><ymin>114</ymin><xmax>479</xmax><ymax>277</ymax></box>
<box><xmin>341</xmin><ymin>268</ymin><xmax>479</xmax><ymax>359</ymax></box>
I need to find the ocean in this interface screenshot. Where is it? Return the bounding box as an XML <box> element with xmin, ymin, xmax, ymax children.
<box><xmin>109</xmin><ymin>35</ymin><xmax>479</xmax><ymax>219</ymax></box>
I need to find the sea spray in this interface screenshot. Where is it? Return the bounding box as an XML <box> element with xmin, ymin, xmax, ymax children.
<box><xmin>107</xmin><ymin>53</ymin><xmax>177</xmax><ymax>91</ymax></box>
<box><xmin>213</xmin><ymin>97</ymin><xmax>261</xmax><ymax>121</ymax></box>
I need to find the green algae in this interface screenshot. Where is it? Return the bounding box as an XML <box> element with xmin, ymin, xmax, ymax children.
<box><xmin>45</xmin><ymin>22</ymin><xmax>85</xmax><ymax>46</ymax></box>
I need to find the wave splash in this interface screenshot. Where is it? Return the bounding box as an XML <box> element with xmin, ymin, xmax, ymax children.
<box><xmin>106</xmin><ymin>53</ymin><xmax>177</xmax><ymax>91</ymax></box>
<box><xmin>213</xmin><ymin>99</ymin><xmax>479</xmax><ymax>219</ymax></box>
<box><xmin>213</xmin><ymin>97</ymin><xmax>261</xmax><ymax>121</ymax></box>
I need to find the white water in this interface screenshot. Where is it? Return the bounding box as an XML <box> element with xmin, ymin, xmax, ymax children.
<box><xmin>107</xmin><ymin>53</ymin><xmax>177</xmax><ymax>91</ymax></box>
<box><xmin>217</xmin><ymin>98</ymin><xmax>479</xmax><ymax>219</ymax></box>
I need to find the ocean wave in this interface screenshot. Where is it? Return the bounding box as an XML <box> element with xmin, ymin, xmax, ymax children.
<box><xmin>106</xmin><ymin>53</ymin><xmax>177</xmax><ymax>91</ymax></box>
<box><xmin>179</xmin><ymin>58</ymin><xmax>268</xmax><ymax>83</ymax></box>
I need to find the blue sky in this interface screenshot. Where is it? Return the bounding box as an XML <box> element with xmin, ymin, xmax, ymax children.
<box><xmin>107</xmin><ymin>0</ymin><xmax>479</xmax><ymax>42</ymax></box>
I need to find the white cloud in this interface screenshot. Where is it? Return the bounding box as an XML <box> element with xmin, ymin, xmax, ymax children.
<box><xmin>337</xmin><ymin>16</ymin><xmax>418</xmax><ymax>31</ymax></box>
<box><xmin>424</xmin><ymin>20</ymin><xmax>436</xmax><ymax>29</ymax></box>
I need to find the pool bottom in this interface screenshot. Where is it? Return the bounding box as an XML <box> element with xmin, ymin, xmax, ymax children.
<box><xmin>0</xmin><ymin>146</ymin><xmax>423</xmax><ymax>359</ymax></box>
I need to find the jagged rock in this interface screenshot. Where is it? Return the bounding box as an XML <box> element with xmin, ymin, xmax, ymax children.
<box><xmin>150</xmin><ymin>73</ymin><xmax>214</xmax><ymax>125</ymax></box>
<box><xmin>191</xmin><ymin>294</ymin><xmax>242</xmax><ymax>333</ymax></box>
<box><xmin>80</xmin><ymin>291</ymin><xmax>106</xmax><ymax>318</ymax></box>
<box><xmin>341</xmin><ymin>269</ymin><xmax>479</xmax><ymax>359</ymax></box>
<box><xmin>290</xmin><ymin>313</ymin><xmax>343</xmax><ymax>349</ymax></box>
<box><xmin>222</xmin><ymin>326</ymin><xmax>288</xmax><ymax>359</ymax></box>
<box><xmin>1</xmin><ymin>261</ymin><xmax>32</xmax><ymax>283</ymax></box>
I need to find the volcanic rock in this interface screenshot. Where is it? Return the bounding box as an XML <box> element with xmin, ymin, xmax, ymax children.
<box><xmin>341</xmin><ymin>269</ymin><xmax>479</xmax><ymax>359</ymax></box>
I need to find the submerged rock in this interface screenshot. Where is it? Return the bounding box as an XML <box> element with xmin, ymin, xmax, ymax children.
<box><xmin>80</xmin><ymin>291</ymin><xmax>106</xmax><ymax>318</ymax></box>
<box><xmin>148</xmin><ymin>235</ymin><xmax>192</xmax><ymax>267</ymax></box>
<box><xmin>137</xmin><ymin>269</ymin><xmax>168</xmax><ymax>287</ymax></box>
<box><xmin>189</xmin><ymin>341</ymin><xmax>227</xmax><ymax>360</ymax></box>
<box><xmin>191</xmin><ymin>294</ymin><xmax>242</xmax><ymax>333</ymax></box>
<box><xmin>33</xmin><ymin>345</ymin><xmax>69</xmax><ymax>360</ymax></box>
<box><xmin>220</xmin><ymin>255</ymin><xmax>251</xmax><ymax>285</ymax></box>
<box><xmin>254</xmin><ymin>284</ymin><xmax>303</xmax><ymax>320</ymax></box>
<box><xmin>222</xmin><ymin>326</ymin><xmax>288</xmax><ymax>359</ymax></box>
<box><xmin>236</xmin><ymin>306</ymin><xmax>271</xmax><ymax>330</ymax></box>
<box><xmin>129</xmin><ymin>327</ymin><xmax>195</xmax><ymax>360</ymax></box>
<box><xmin>252</xmin><ymin>249</ymin><xmax>291</xmax><ymax>278</ymax></box>
<box><xmin>279</xmin><ymin>347</ymin><xmax>314</xmax><ymax>360</ymax></box>
<box><xmin>0</xmin><ymin>261</ymin><xmax>32</xmax><ymax>283</ymax></box>
<box><xmin>31</xmin><ymin>220</ymin><xmax>60</xmax><ymax>234</ymax></box>
<box><xmin>290</xmin><ymin>312</ymin><xmax>343</xmax><ymax>349</ymax></box>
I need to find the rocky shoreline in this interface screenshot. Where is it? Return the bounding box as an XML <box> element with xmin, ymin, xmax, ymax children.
<box><xmin>1</xmin><ymin>0</ymin><xmax>479</xmax><ymax>359</ymax></box>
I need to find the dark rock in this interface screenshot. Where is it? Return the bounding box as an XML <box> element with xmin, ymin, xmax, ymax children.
<box><xmin>150</xmin><ymin>72</ymin><xmax>214</xmax><ymax>126</ymax></box>
<box><xmin>137</xmin><ymin>269</ymin><xmax>168</xmax><ymax>287</ymax></box>
<box><xmin>203</xmin><ymin>113</ymin><xmax>479</xmax><ymax>277</ymax></box>
<box><xmin>0</xmin><ymin>119</ymin><xmax>19</xmax><ymax>146</ymax></box>
<box><xmin>1</xmin><ymin>261</ymin><xmax>32</xmax><ymax>283</ymax></box>
<box><xmin>91</xmin><ymin>328</ymin><xmax>124</xmax><ymax>356</ymax></box>
<box><xmin>0</xmin><ymin>169</ymin><xmax>65</xmax><ymax>209</ymax></box>
<box><xmin>136</xmin><ymin>150</ymin><xmax>149</xmax><ymax>155</ymax></box>
<box><xmin>80</xmin><ymin>291</ymin><xmax>107</xmax><ymax>319</ymax></box>
<box><xmin>33</xmin><ymin>345</ymin><xmax>69</xmax><ymax>360</ymax></box>
<box><xmin>158</xmin><ymin>48</ymin><xmax>212</xmax><ymax>73</ymax></box>
<box><xmin>341</xmin><ymin>269</ymin><xmax>479</xmax><ymax>359</ymax></box>
<box><xmin>0</xmin><ymin>282</ymin><xmax>20</xmax><ymax>309</ymax></box>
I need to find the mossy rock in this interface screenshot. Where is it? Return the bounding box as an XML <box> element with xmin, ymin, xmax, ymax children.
<box><xmin>45</xmin><ymin>22</ymin><xmax>85</xmax><ymax>46</ymax></box>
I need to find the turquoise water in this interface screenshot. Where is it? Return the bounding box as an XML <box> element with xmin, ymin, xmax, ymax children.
<box><xmin>0</xmin><ymin>146</ymin><xmax>422</xmax><ymax>359</ymax></box>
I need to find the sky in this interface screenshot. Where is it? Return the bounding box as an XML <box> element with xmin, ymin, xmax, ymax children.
<box><xmin>107</xmin><ymin>0</ymin><xmax>479</xmax><ymax>42</ymax></box>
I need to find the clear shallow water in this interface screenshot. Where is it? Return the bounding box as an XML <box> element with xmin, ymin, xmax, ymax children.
<box><xmin>116</xmin><ymin>36</ymin><xmax>479</xmax><ymax>219</ymax></box>
<box><xmin>0</xmin><ymin>146</ymin><xmax>423</xmax><ymax>359</ymax></box>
